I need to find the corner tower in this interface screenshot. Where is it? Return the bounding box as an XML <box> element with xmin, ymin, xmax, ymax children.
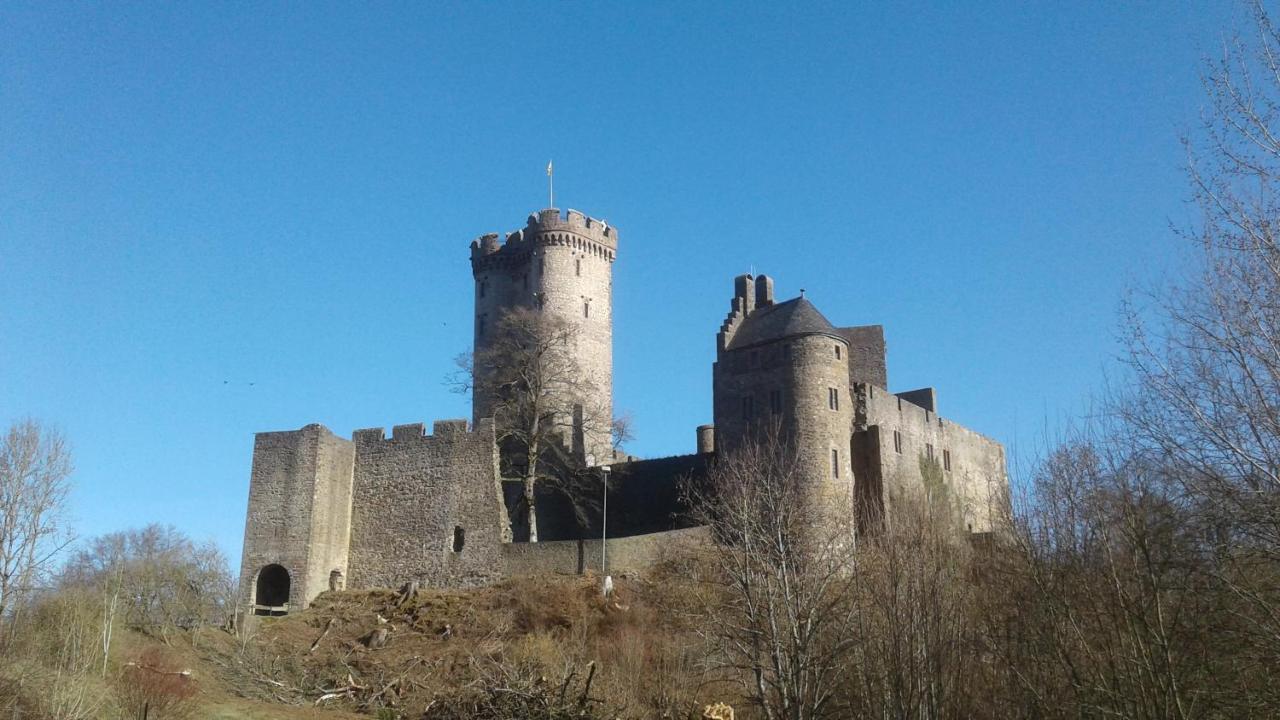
<box><xmin>712</xmin><ymin>274</ymin><xmax>855</xmax><ymax>516</ymax></box>
<box><xmin>469</xmin><ymin>208</ymin><xmax>617</xmax><ymax>461</ymax></box>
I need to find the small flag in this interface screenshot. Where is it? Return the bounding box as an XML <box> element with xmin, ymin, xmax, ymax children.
<box><xmin>546</xmin><ymin>160</ymin><xmax>553</xmax><ymax>176</ymax></box>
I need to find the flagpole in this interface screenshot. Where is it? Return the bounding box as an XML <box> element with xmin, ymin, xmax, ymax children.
<box><xmin>547</xmin><ymin>160</ymin><xmax>554</xmax><ymax>209</ymax></box>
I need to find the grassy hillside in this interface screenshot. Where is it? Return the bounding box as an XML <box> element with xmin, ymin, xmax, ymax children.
<box><xmin>192</xmin><ymin>570</ymin><xmax>724</xmax><ymax>719</ymax></box>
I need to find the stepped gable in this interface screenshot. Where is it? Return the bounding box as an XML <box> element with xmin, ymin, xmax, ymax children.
<box><xmin>726</xmin><ymin>297</ymin><xmax>841</xmax><ymax>350</ymax></box>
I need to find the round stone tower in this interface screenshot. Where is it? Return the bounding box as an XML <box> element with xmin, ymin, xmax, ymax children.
<box><xmin>469</xmin><ymin>208</ymin><xmax>617</xmax><ymax>462</ymax></box>
<box><xmin>712</xmin><ymin>274</ymin><xmax>855</xmax><ymax>518</ymax></box>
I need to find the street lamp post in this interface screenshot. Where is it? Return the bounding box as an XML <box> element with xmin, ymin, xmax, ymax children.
<box><xmin>601</xmin><ymin>464</ymin><xmax>611</xmax><ymax>574</ymax></box>
<box><xmin>586</xmin><ymin>454</ymin><xmax>613</xmax><ymax>598</ymax></box>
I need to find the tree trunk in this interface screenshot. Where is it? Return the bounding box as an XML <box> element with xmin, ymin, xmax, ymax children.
<box><xmin>525</xmin><ymin>440</ymin><xmax>539</xmax><ymax>542</ymax></box>
<box><xmin>524</xmin><ymin>476</ymin><xmax>539</xmax><ymax>543</ymax></box>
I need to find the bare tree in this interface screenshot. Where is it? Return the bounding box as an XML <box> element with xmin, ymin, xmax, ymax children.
<box><xmin>848</xmin><ymin>489</ymin><xmax>981</xmax><ymax>720</ymax></box>
<box><xmin>59</xmin><ymin>524</ymin><xmax>234</xmax><ymax>640</ymax></box>
<box><xmin>611</xmin><ymin>411</ymin><xmax>635</xmax><ymax>458</ymax></box>
<box><xmin>454</xmin><ymin>307</ymin><xmax>611</xmax><ymax>541</ymax></box>
<box><xmin>686</xmin><ymin>426</ymin><xmax>860</xmax><ymax>720</ymax></box>
<box><xmin>992</xmin><ymin>434</ymin><xmax>1230</xmax><ymax>720</ymax></box>
<box><xmin>0</xmin><ymin>418</ymin><xmax>74</xmax><ymax>624</ymax></box>
<box><xmin>1117</xmin><ymin>0</ymin><xmax>1280</xmax><ymax>693</ymax></box>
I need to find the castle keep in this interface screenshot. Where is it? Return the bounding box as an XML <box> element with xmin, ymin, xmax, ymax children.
<box><xmin>471</xmin><ymin>209</ymin><xmax>616</xmax><ymax>462</ymax></box>
<box><xmin>237</xmin><ymin>208</ymin><xmax>1008</xmax><ymax>616</ymax></box>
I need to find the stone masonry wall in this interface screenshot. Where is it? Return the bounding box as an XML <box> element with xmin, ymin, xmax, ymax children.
<box><xmin>304</xmin><ymin>429</ymin><xmax>355</xmax><ymax>601</ymax></box>
<box><xmin>856</xmin><ymin>384</ymin><xmax>1007</xmax><ymax>532</ymax></box>
<box><xmin>713</xmin><ymin>332</ymin><xmax>856</xmax><ymax>520</ymax></box>
<box><xmin>785</xmin><ymin>333</ymin><xmax>856</xmax><ymax>514</ymax></box>
<box><xmin>237</xmin><ymin>424</ymin><xmax>355</xmax><ymax>611</ymax></box>
<box><xmin>347</xmin><ymin>419</ymin><xmax>510</xmax><ymax>590</ymax></box>
<box><xmin>471</xmin><ymin>209</ymin><xmax>616</xmax><ymax>461</ymax></box>
<box><xmin>837</xmin><ymin>325</ymin><xmax>888</xmax><ymax>389</ymax></box>
<box><xmin>502</xmin><ymin>527</ymin><xmax>709</xmax><ymax>578</ymax></box>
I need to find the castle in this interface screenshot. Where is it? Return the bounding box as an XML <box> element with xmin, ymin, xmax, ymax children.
<box><xmin>236</xmin><ymin>208</ymin><xmax>1008</xmax><ymax>617</ymax></box>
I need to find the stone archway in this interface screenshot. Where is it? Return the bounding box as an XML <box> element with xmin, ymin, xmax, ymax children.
<box><xmin>254</xmin><ymin>564</ymin><xmax>290</xmax><ymax>615</ymax></box>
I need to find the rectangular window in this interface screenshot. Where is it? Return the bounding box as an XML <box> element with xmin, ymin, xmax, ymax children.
<box><xmin>943</xmin><ymin>449</ymin><xmax>952</xmax><ymax>472</ymax></box>
<box><xmin>832</xmin><ymin>449</ymin><xmax>839</xmax><ymax>478</ymax></box>
<box><xmin>742</xmin><ymin>396</ymin><xmax>754</xmax><ymax>421</ymax></box>
<box><xmin>835</xmin><ymin>345</ymin><xmax>841</xmax><ymax>359</ymax></box>
<box><xmin>926</xmin><ymin>443</ymin><xmax>934</xmax><ymax>461</ymax></box>
<box><xmin>770</xmin><ymin>389</ymin><xmax>782</xmax><ymax>414</ymax></box>
<box><xmin>828</xmin><ymin>387</ymin><xmax>839</xmax><ymax>411</ymax></box>
<box><xmin>893</xmin><ymin>430</ymin><xmax>902</xmax><ymax>454</ymax></box>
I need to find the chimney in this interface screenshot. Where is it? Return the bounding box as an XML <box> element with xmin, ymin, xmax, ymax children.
<box><xmin>755</xmin><ymin>274</ymin><xmax>774</xmax><ymax>307</ymax></box>
<box><xmin>734</xmin><ymin>274</ymin><xmax>755</xmax><ymax>315</ymax></box>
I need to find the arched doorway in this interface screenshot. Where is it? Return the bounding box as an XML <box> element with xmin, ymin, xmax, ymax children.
<box><xmin>254</xmin><ymin>564</ymin><xmax>290</xmax><ymax>616</ymax></box>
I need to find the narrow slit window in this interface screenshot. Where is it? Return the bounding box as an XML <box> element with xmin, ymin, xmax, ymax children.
<box><xmin>835</xmin><ymin>345</ymin><xmax>841</xmax><ymax>359</ymax></box>
<box><xmin>479</xmin><ymin>280</ymin><xmax>487</xmax><ymax>298</ymax></box>
<box><xmin>943</xmin><ymin>449</ymin><xmax>952</xmax><ymax>472</ymax></box>
<box><xmin>522</xmin><ymin>274</ymin><xmax>528</xmax><ymax>290</ymax></box>
<box><xmin>926</xmin><ymin>443</ymin><xmax>934</xmax><ymax>461</ymax></box>
<box><xmin>893</xmin><ymin>430</ymin><xmax>903</xmax><ymax>454</ymax></box>
<box><xmin>576</xmin><ymin>258</ymin><xmax>581</xmax><ymax>276</ymax></box>
<box><xmin>829</xmin><ymin>387</ymin><xmax>839</xmax><ymax>411</ymax></box>
<box><xmin>478</xmin><ymin>313</ymin><xmax>487</xmax><ymax>338</ymax></box>
<box><xmin>584</xmin><ymin>302</ymin><xmax>590</xmax><ymax>318</ymax></box>
<box><xmin>832</xmin><ymin>449</ymin><xmax>839</xmax><ymax>478</ymax></box>
<box><xmin>452</xmin><ymin>526</ymin><xmax>465</xmax><ymax>552</ymax></box>
<box><xmin>742</xmin><ymin>396</ymin><xmax>754</xmax><ymax>421</ymax></box>
<box><xmin>770</xmin><ymin>389</ymin><xmax>782</xmax><ymax>414</ymax></box>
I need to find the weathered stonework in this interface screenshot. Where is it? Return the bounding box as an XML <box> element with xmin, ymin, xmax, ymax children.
<box><xmin>346</xmin><ymin>419</ymin><xmax>509</xmax><ymax>590</ymax></box>
<box><xmin>236</xmin><ymin>207</ymin><xmax>1010</xmax><ymax>616</ymax></box>
<box><xmin>712</xmin><ymin>273</ymin><xmax>1009</xmax><ymax>536</ymax></box>
<box><xmin>237</xmin><ymin>424</ymin><xmax>354</xmax><ymax>613</ymax></box>
<box><xmin>470</xmin><ymin>209</ymin><xmax>615</xmax><ymax>461</ymax></box>
<box><xmin>854</xmin><ymin>384</ymin><xmax>1006</xmax><ymax>533</ymax></box>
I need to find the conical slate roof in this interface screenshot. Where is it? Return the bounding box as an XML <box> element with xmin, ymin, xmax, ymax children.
<box><xmin>727</xmin><ymin>297</ymin><xmax>840</xmax><ymax>350</ymax></box>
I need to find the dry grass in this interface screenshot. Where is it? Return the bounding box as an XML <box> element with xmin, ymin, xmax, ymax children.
<box><xmin>2</xmin><ymin>566</ymin><xmax>738</xmax><ymax>718</ymax></box>
<box><xmin>192</xmin><ymin>570</ymin><xmax>738</xmax><ymax>719</ymax></box>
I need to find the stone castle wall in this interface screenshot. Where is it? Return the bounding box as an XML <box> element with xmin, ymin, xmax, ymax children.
<box><xmin>837</xmin><ymin>325</ymin><xmax>887</xmax><ymax>388</ymax></box>
<box><xmin>347</xmin><ymin>419</ymin><xmax>510</xmax><ymax>590</ymax></box>
<box><xmin>856</xmin><ymin>384</ymin><xmax>1007</xmax><ymax>532</ymax></box>
<box><xmin>237</xmin><ymin>424</ymin><xmax>354</xmax><ymax>611</ymax></box>
<box><xmin>502</xmin><ymin>527</ymin><xmax>709</xmax><ymax>578</ymax></box>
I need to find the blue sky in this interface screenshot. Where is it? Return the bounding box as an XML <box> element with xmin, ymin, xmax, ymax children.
<box><xmin>1</xmin><ymin>2</ymin><xmax>1239</xmax><ymax>566</ymax></box>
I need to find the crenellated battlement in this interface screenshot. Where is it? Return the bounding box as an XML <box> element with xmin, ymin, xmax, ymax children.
<box><xmin>526</xmin><ymin>208</ymin><xmax>616</xmax><ymax>247</ymax></box>
<box><xmin>351</xmin><ymin>418</ymin><xmax>495</xmax><ymax>445</ymax></box>
<box><xmin>470</xmin><ymin>208</ymin><xmax>617</xmax><ymax>268</ymax></box>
